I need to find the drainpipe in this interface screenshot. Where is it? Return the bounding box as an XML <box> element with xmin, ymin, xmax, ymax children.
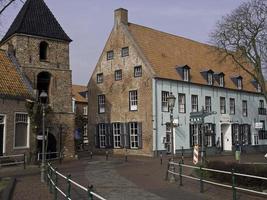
<box><xmin>154</xmin><ymin>79</ymin><xmax>158</xmax><ymax>155</ymax></box>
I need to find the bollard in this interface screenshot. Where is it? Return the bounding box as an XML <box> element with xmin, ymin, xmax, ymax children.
<box><xmin>105</xmin><ymin>151</ymin><xmax>108</xmax><ymax>160</ymax></box>
<box><xmin>54</xmin><ymin>167</ymin><xmax>58</xmax><ymax>200</ymax></box>
<box><xmin>67</xmin><ymin>174</ymin><xmax>71</xmax><ymax>199</ymax></box>
<box><xmin>90</xmin><ymin>151</ymin><xmax>93</xmax><ymax>159</ymax></box>
<box><xmin>88</xmin><ymin>185</ymin><xmax>94</xmax><ymax>200</ymax></box>
<box><xmin>23</xmin><ymin>153</ymin><xmax>26</xmax><ymax>169</ymax></box>
<box><xmin>200</xmin><ymin>165</ymin><xmax>204</xmax><ymax>193</ymax></box>
<box><xmin>165</xmin><ymin>159</ymin><xmax>170</xmax><ymax>181</ymax></box>
<box><xmin>232</xmin><ymin>169</ymin><xmax>236</xmax><ymax>200</ymax></box>
<box><xmin>179</xmin><ymin>161</ymin><xmax>183</xmax><ymax>186</ymax></box>
<box><xmin>160</xmin><ymin>152</ymin><xmax>163</xmax><ymax>165</ymax></box>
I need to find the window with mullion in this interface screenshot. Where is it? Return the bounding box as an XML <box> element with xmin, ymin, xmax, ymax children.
<box><xmin>162</xmin><ymin>91</ymin><xmax>169</xmax><ymax>112</ymax></box>
<box><xmin>220</xmin><ymin>97</ymin><xmax>226</xmax><ymax>114</ymax></box>
<box><xmin>121</xmin><ymin>47</ymin><xmax>129</xmax><ymax>57</ymax></box>
<box><xmin>134</xmin><ymin>66</ymin><xmax>142</xmax><ymax>77</ymax></box>
<box><xmin>242</xmin><ymin>100</ymin><xmax>248</xmax><ymax>117</ymax></box>
<box><xmin>191</xmin><ymin>95</ymin><xmax>198</xmax><ymax>112</ymax></box>
<box><xmin>96</xmin><ymin>73</ymin><xmax>103</xmax><ymax>84</ymax></box>
<box><xmin>207</xmin><ymin>73</ymin><xmax>213</xmax><ymax>85</ymax></box>
<box><xmin>98</xmin><ymin>95</ymin><xmax>105</xmax><ymax>113</ymax></box>
<box><xmin>129</xmin><ymin>90</ymin><xmax>138</xmax><ymax>111</ymax></box>
<box><xmin>230</xmin><ymin>98</ymin><xmax>235</xmax><ymax>115</ymax></box>
<box><xmin>178</xmin><ymin>93</ymin><xmax>186</xmax><ymax>113</ymax></box>
<box><xmin>205</xmin><ymin>96</ymin><xmax>211</xmax><ymax>112</ymax></box>
<box><xmin>219</xmin><ymin>75</ymin><xmax>224</xmax><ymax>87</ymax></box>
<box><xmin>14</xmin><ymin>113</ymin><xmax>29</xmax><ymax>148</ymax></box>
<box><xmin>129</xmin><ymin>122</ymin><xmax>138</xmax><ymax>148</ymax></box>
<box><xmin>115</xmin><ymin>70</ymin><xmax>122</xmax><ymax>81</ymax></box>
<box><xmin>113</xmin><ymin>123</ymin><xmax>121</xmax><ymax>148</ymax></box>
<box><xmin>99</xmin><ymin>123</ymin><xmax>106</xmax><ymax>148</ymax></box>
<box><xmin>107</xmin><ymin>50</ymin><xmax>114</xmax><ymax>60</ymax></box>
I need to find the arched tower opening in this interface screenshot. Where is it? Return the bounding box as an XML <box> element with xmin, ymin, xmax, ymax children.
<box><xmin>37</xmin><ymin>71</ymin><xmax>51</xmax><ymax>103</ymax></box>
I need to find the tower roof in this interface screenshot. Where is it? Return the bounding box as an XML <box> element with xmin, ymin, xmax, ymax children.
<box><xmin>1</xmin><ymin>0</ymin><xmax>72</xmax><ymax>43</ymax></box>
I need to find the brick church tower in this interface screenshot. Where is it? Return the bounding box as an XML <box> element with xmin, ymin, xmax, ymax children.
<box><xmin>0</xmin><ymin>0</ymin><xmax>75</xmax><ymax>158</ymax></box>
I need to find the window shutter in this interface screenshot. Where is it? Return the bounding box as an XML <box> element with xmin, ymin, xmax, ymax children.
<box><xmin>125</xmin><ymin>123</ymin><xmax>130</xmax><ymax>149</ymax></box>
<box><xmin>95</xmin><ymin>124</ymin><xmax>100</xmax><ymax>148</ymax></box>
<box><xmin>212</xmin><ymin>124</ymin><xmax>216</xmax><ymax>146</ymax></box>
<box><xmin>120</xmin><ymin>123</ymin><xmax>125</xmax><ymax>148</ymax></box>
<box><xmin>189</xmin><ymin>124</ymin><xmax>192</xmax><ymax>147</ymax></box>
<box><xmin>248</xmin><ymin>125</ymin><xmax>251</xmax><ymax>145</ymax></box>
<box><xmin>138</xmin><ymin>122</ymin><xmax>142</xmax><ymax>149</ymax></box>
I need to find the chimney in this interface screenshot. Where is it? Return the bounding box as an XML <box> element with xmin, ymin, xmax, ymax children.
<box><xmin>114</xmin><ymin>8</ymin><xmax>128</xmax><ymax>26</ymax></box>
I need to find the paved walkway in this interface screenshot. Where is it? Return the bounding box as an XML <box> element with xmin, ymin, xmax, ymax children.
<box><xmin>0</xmin><ymin>153</ymin><xmax>266</xmax><ymax>200</ymax></box>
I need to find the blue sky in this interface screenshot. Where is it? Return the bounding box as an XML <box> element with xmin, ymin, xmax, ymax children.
<box><xmin>1</xmin><ymin>0</ymin><xmax>247</xmax><ymax>85</ymax></box>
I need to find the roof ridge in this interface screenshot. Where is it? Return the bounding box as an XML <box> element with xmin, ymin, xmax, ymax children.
<box><xmin>128</xmin><ymin>22</ymin><xmax>214</xmax><ymax>49</ymax></box>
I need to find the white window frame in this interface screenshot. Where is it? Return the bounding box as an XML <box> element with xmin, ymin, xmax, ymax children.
<box><xmin>257</xmin><ymin>83</ymin><xmax>261</xmax><ymax>92</ymax></box>
<box><xmin>96</xmin><ymin>73</ymin><xmax>103</xmax><ymax>84</ymax></box>
<box><xmin>237</xmin><ymin>78</ymin><xmax>242</xmax><ymax>89</ymax></box>
<box><xmin>242</xmin><ymin>100</ymin><xmax>248</xmax><ymax>117</ymax></box>
<box><xmin>192</xmin><ymin>124</ymin><xmax>198</xmax><ymax>146</ymax></box>
<box><xmin>121</xmin><ymin>47</ymin><xmax>129</xmax><ymax>57</ymax></box>
<box><xmin>14</xmin><ymin>112</ymin><xmax>30</xmax><ymax>149</ymax></box>
<box><xmin>107</xmin><ymin>50</ymin><xmax>114</xmax><ymax>60</ymax></box>
<box><xmin>205</xmin><ymin>96</ymin><xmax>211</xmax><ymax>113</ymax></box>
<box><xmin>205</xmin><ymin>124</ymin><xmax>213</xmax><ymax>147</ymax></box>
<box><xmin>83</xmin><ymin>106</ymin><xmax>88</xmax><ymax>115</ymax></box>
<box><xmin>230</xmin><ymin>98</ymin><xmax>235</xmax><ymax>115</ymax></box>
<box><xmin>207</xmin><ymin>73</ymin><xmax>213</xmax><ymax>85</ymax></box>
<box><xmin>129</xmin><ymin>122</ymin><xmax>139</xmax><ymax>149</ymax></box>
<box><xmin>0</xmin><ymin>114</ymin><xmax>6</xmax><ymax>154</ymax></box>
<box><xmin>191</xmin><ymin>95</ymin><xmax>198</xmax><ymax>112</ymax></box>
<box><xmin>99</xmin><ymin>124</ymin><xmax>106</xmax><ymax>148</ymax></box>
<box><xmin>115</xmin><ymin>70</ymin><xmax>122</xmax><ymax>81</ymax></box>
<box><xmin>162</xmin><ymin>91</ymin><xmax>169</xmax><ymax>112</ymax></box>
<box><xmin>254</xmin><ymin>134</ymin><xmax>259</xmax><ymax>145</ymax></box>
<box><xmin>220</xmin><ymin>97</ymin><xmax>226</xmax><ymax>114</ymax></box>
<box><xmin>178</xmin><ymin>93</ymin><xmax>186</xmax><ymax>113</ymax></box>
<box><xmin>129</xmin><ymin>90</ymin><xmax>138</xmax><ymax>111</ymax></box>
<box><xmin>134</xmin><ymin>66</ymin><xmax>142</xmax><ymax>77</ymax></box>
<box><xmin>183</xmin><ymin>68</ymin><xmax>189</xmax><ymax>81</ymax></box>
<box><xmin>219</xmin><ymin>75</ymin><xmax>224</xmax><ymax>87</ymax></box>
<box><xmin>113</xmin><ymin>123</ymin><xmax>121</xmax><ymax>148</ymax></box>
<box><xmin>98</xmin><ymin>95</ymin><xmax>105</xmax><ymax>113</ymax></box>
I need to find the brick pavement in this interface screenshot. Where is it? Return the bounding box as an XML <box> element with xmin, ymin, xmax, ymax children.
<box><xmin>0</xmin><ymin>153</ymin><xmax>266</xmax><ymax>200</ymax></box>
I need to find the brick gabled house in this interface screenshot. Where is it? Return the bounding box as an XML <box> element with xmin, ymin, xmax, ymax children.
<box><xmin>88</xmin><ymin>8</ymin><xmax>267</xmax><ymax>156</ymax></box>
<box><xmin>0</xmin><ymin>50</ymin><xmax>34</xmax><ymax>156</ymax></box>
<box><xmin>0</xmin><ymin>0</ymin><xmax>75</xmax><ymax>159</ymax></box>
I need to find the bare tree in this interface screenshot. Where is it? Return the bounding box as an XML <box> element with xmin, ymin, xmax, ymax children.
<box><xmin>0</xmin><ymin>0</ymin><xmax>16</xmax><ymax>15</ymax></box>
<box><xmin>210</xmin><ymin>0</ymin><xmax>267</xmax><ymax>101</ymax></box>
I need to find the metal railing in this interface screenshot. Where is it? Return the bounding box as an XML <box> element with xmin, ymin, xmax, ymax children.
<box><xmin>37</xmin><ymin>152</ymin><xmax>61</xmax><ymax>161</ymax></box>
<box><xmin>167</xmin><ymin>161</ymin><xmax>267</xmax><ymax>200</ymax></box>
<box><xmin>46</xmin><ymin>162</ymin><xmax>106</xmax><ymax>200</ymax></box>
<box><xmin>0</xmin><ymin>154</ymin><xmax>26</xmax><ymax>169</ymax></box>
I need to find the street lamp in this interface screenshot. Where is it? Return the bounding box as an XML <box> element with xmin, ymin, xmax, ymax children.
<box><xmin>167</xmin><ymin>92</ymin><xmax>176</xmax><ymax>182</ymax></box>
<box><xmin>40</xmin><ymin>91</ymin><xmax>48</xmax><ymax>183</ymax></box>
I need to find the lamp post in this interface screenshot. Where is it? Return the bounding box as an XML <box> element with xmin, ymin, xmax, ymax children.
<box><xmin>40</xmin><ymin>91</ymin><xmax>48</xmax><ymax>183</ymax></box>
<box><xmin>167</xmin><ymin>92</ymin><xmax>176</xmax><ymax>182</ymax></box>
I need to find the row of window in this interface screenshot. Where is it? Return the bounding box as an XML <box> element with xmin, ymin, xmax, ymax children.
<box><xmin>162</xmin><ymin>91</ymin><xmax>264</xmax><ymax>117</ymax></box>
<box><xmin>107</xmin><ymin>47</ymin><xmax>129</xmax><ymax>60</ymax></box>
<box><xmin>98</xmin><ymin>90</ymin><xmax>138</xmax><ymax>113</ymax></box>
<box><xmin>97</xmin><ymin>66</ymin><xmax>142</xmax><ymax>83</ymax></box>
<box><xmin>95</xmin><ymin>122</ymin><xmax>142</xmax><ymax>149</ymax></box>
<box><xmin>189</xmin><ymin>123</ymin><xmax>252</xmax><ymax>147</ymax></box>
<box><xmin>0</xmin><ymin>113</ymin><xmax>29</xmax><ymax>150</ymax></box>
<box><xmin>179</xmin><ymin>66</ymin><xmax>261</xmax><ymax>91</ymax></box>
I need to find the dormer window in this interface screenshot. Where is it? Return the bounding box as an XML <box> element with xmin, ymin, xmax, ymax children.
<box><xmin>183</xmin><ymin>68</ymin><xmax>189</xmax><ymax>81</ymax></box>
<box><xmin>39</xmin><ymin>41</ymin><xmax>48</xmax><ymax>61</ymax></box>
<box><xmin>219</xmin><ymin>74</ymin><xmax>225</xmax><ymax>87</ymax></box>
<box><xmin>237</xmin><ymin>77</ymin><xmax>243</xmax><ymax>90</ymax></box>
<box><xmin>207</xmin><ymin>72</ymin><xmax>213</xmax><ymax>85</ymax></box>
<box><xmin>257</xmin><ymin>83</ymin><xmax>262</xmax><ymax>92</ymax></box>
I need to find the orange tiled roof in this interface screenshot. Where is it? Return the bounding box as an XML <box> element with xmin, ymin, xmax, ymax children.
<box><xmin>128</xmin><ymin>23</ymin><xmax>256</xmax><ymax>92</ymax></box>
<box><xmin>72</xmin><ymin>84</ymin><xmax>88</xmax><ymax>103</ymax></box>
<box><xmin>0</xmin><ymin>50</ymin><xmax>32</xmax><ymax>99</ymax></box>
